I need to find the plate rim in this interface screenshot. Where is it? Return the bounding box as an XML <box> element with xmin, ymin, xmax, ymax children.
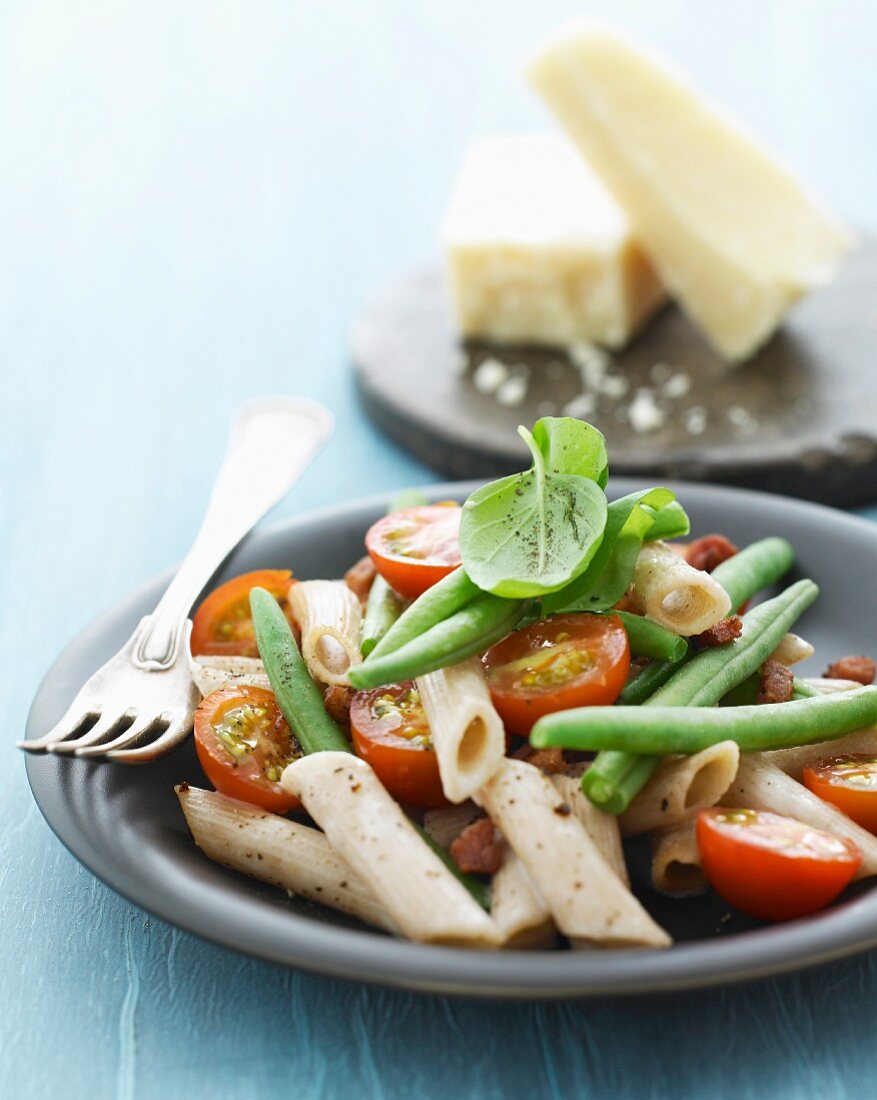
<box><xmin>23</xmin><ymin>477</ymin><xmax>877</xmax><ymax>998</ymax></box>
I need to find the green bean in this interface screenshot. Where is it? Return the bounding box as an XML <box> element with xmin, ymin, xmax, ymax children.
<box><xmin>252</xmin><ymin>588</ymin><xmax>490</xmax><ymax>909</ymax></box>
<box><xmin>585</xmin><ymin>538</ymin><xmax>798</xmax><ymax>803</ymax></box>
<box><xmin>711</xmin><ymin>536</ymin><xmax>795</xmax><ymax>613</ymax></box>
<box><xmin>531</xmin><ymin>687</ymin><xmax>877</xmax><ymax>755</ymax></box>
<box><xmin>580</xmin><ymin>579</ymin><xmax>818</xmax><ymax>811</ymax></box>
<box><xmin>360</xmin><ymin>576</ymin><xmax>406</xmax><ymax>657</ymax></box>
<box><xmin>250</xmin><ymin>587</ymin><xmax>352</xmax><ymax>754</ymax></box>
<box><xmin>648</xmin><ymin>580</ymin><xmax>818</xmax><ymax>707</ymax></box>
<box><xmin>349</xmin><ymin>594</ymin><xmax>526</xmax><ymax>690</ymax></box>
<box><xmin>618</xmin><ymin>659</ymin><xmax>678</xmax><ymax>705</ymax></box>
<box><xmin>366</xmin><ymin>567</ymin><xmax>480</xmax><ymax>661</ymax></box>
<box><xmin>415</xmin><ymin>823</ymin><xmax>490</xmax><ymax>910</ymax></box>
<box><xmin>611</xmin><ymin>611</ymin><xmax>688</xmax><ymax>663</ymax></box>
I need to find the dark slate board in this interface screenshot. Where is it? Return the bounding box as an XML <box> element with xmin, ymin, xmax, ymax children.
<box><xmin>352</xmin><ymin>240</ymin><xmax>877</xmax><ymax>505</ymax></box>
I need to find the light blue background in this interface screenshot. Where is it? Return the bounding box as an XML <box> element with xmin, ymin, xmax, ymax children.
<box><xmin>3</xmin><ymin>2</ymin><xmax>877</xmax><ymax>1097</ymax></box>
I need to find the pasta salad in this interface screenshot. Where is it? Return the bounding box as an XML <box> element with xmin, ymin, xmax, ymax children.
<box><xmin>178</xmin><ymin>417</ymin><xmax>877</xmax><ymax>949</ymax></box>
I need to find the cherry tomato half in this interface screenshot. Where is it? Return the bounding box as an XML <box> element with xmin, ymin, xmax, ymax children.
<box><xmin>483</xmin><ymin>614</ymin><xmax>630</xmax><ymax>735</ymax></box>
<box><xmin>191</xmin><ymin>569</ymin><xmax>296</xmax><ymax>658</ymax></box>
<box><xmin>194</xmin><ymin>686</ymin><xmax>302</xmax><ymax>813</ymax></box>
<box><xmin>350</xmin><ymin>682</ymin><xmax>448</xmax><ymax>808</ymax></box>
<box><xmin>803</xmin><ymin>755</ymin><xmax>877</xmax><ymax>834</ymax></box>
<box><xmin>697</xmin><ymin>807</ymin><xmax>861</xmax><ymax>922</ymax></box>
<box><xmin>365</xmin><ymin>504</ymin><xmax>461</xmax><ymax>600</ymax></box>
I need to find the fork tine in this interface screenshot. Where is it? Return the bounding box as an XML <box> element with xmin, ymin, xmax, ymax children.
<box><xmin>106</xmin><ymin>713</ymin><xmax>192</xmax><ymax>763</ymax></box>
<box><xmin>73</xmin><ymin>714</ymin><xmax>159</xmax><ymax>758</ymax></box>
<box><xmin>50</xmin><ymin>710</ymin><xmax>138</xmax><ymax>755</ymax></box>
<box><xmin>16</xmin><ymin>706</ymin><xmax>100</xmax><ymax>753</ymax></box>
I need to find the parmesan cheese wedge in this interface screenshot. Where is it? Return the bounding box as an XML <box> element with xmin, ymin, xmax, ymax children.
<box><xmin>528</xmin><ymin>24</ymin><xmax>853</xmax><ymax>361</ymax></box>
<box><xmin>442</xmin><ymin>133</ymin><xmax>665</xmax><ymax>349</ymax></box>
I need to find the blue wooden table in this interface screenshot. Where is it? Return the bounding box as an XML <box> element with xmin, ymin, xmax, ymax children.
<box><xmin>4</xmin><ymin>3</ymin><xmax>877</xmax><ymax>1096</ymax></box>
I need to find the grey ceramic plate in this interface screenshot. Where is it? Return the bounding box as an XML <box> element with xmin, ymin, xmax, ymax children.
<box><xmin>23</xmin><ymin>480</ymin><xmax>877</xmax><ymax>998</ymax></box>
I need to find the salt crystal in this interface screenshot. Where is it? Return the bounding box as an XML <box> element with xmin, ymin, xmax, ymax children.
<box><xmin>650</xmin><ymin>362</ymin><xmax>673</xmax><ymax>384</ymax></box>
<box><xmin>685</xmin><ymin>406</ymin><xmax>708</xmax><ymax>436</ymax></box>
<box><xmin>600</xmin><ymin>375</ymin><xmax>629</xmax><ymax>399</ymax></box>
<box><xmin>472</xmin><ymin>357</ymin><xmax>508</xmax><ymax>394</ymax></box>
<box><xmin>568</xmin><ymin>340</ymin><xmax>610</xmax><ymax>390</ymax></box>
<box><xmin>495</xmin><ymin>375</ymin><xmax>528</xmax><ymax>408</ymax></box>
<box><xmin>727</xmin><ymin>405</ymin><xmax>758</xmax><ymax>434</ymax></box>
<box><xmin>662</xmin><ymin>372</ymin><xmax>691</xmax><ymax>399</ymax></box>
<box><xmin>628</xmin><ymin>389</ymin><xmax>665</xmax><ymax>434</ymax></box>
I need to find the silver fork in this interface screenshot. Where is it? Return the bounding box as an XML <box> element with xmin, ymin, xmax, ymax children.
<box><xmin>19</xmin><ymin>397</ymin><xmax>333</xmax><ymax>763</ymax></box>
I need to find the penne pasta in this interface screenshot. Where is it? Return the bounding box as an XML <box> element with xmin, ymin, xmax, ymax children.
<box><xmin>189</xmin><ymin>655</ymin><xmax>271</xmax><ymax>697</ymax></box>
<box><xmin>619</xmin><ymin>741</ymin><xmax>740</xmax><ymax>837</ymax></box>
<box><xmin>633</xmin><ymin>541</ymin><xmax>731</xmax><ymax>636</ymax></box>
<box><xmin>476</xmin><ymin>759</ymin><xmax>671</xmax><ymax>948</ymax></box>
<box><xmin>723</xmin><ymin>756</ymin><xmax>877</xmax><ymax>879</ymax></box>
<box><xmin>651</xmin><ymin>820</ymin><xmax>707</xmax><ymax>897</ymax></box>
<box><xmin>176</xmin><ymin>784</ymin><xmax>395</xmax><ymax>932</ymax></box>
<box><xmin>281</xmin><ymin>752</ymin><xmax>501</xmax><ymax>945</ymax></box>
<box><xmin>769</xmin><ymin>632</ymin><xmax>815</xmax><ymax>667</ymax></box>
<box><xmin>289</xmin><ymin>580</ymin><xmax>363</xmax><ymax>686</ymax></box>
<box><xmin>552</xmin><ymin>772</ymin><xmax>630</xmax><ymax>887</ymax></box>
<box><xmin>422</xmin><ymin>801</ymin><xmax>481</xmax><ymax>850</ymax></box>
<box><xmin>416</xmin><ymin>658</ymin><xmax>506</xmax><ymax>803</ymax></box>
<box><xmin>490</xmin><ymin>848</ymin><xmax>557</xmax><ymax>948</ymax></box>
<box><xmin>758</xmin><ymin>728</ymin><xmax>877</xmax><ymax>781</ymax></box>
<box><xmin>800</xmin><ymin>677</ymin><xmax>864</xmax><ymax>695</ymax></box>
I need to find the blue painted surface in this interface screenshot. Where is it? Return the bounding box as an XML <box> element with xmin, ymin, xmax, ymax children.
<box><xmin>3</xmin><ymin>2</ymin><xmax>877</xmax><ymax>1097</ymax></box>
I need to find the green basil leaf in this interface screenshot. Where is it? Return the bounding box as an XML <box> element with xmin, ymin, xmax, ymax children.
<box><xmin>460</xmin><ymin>426</ymin><xmax>608</xmax><ymax>598</ymax></box>
<box><xmin>542</xmin><ymin>489</ymin><xmax>686</xmax><ymax>614</ymax></box>
<box><xmin>531</xmin><ymin>416</ymin><xmax>608</xmax><ymax>485</ymax></box>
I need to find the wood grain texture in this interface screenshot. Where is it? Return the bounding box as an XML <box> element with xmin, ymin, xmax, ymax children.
<box><xmin>2</xmin><ymin>1</ymin><xmax>877</xmax><ymax>1097</ymax></box>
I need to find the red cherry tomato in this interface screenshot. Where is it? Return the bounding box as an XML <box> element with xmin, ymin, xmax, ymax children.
<box><xmin>696</xmin><ymin>807</ymin><xmax>861</xmax><ymax>921</ymax></box>
<box><xmin>191</xmin><ymin>569</ymin><xmax>296</xmax><ymax>658</ymax></box>
<box><xmin>803</xmin><ymin>755</ymin><xmax>877</xmax><ymax>834</ymax></box>
<box><xmin>365</xmin><ymin>505</ymin><xmax>461</xmax><ymax>599</ymax></box>
<box><xmin>194</xmin><ymin>686</ymin><xmax>302</xmax><ymax>813</ymax></box>
<box><xmin>482</xmin><ymin>614</ymin><xmax>630</xmax><ymax>735</ymax></box>
<box><xmin>350</xmin><ymin>682</ymin><xmax>448</xmax><ymax>808</ymax></box>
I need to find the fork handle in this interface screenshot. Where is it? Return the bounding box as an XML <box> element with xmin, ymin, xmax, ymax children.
<box><xmin>132</xmin><ymin>398</ymin><xmax>333</xmax><ymax>670</ymax></box>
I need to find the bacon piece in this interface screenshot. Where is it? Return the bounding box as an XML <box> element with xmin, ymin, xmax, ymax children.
<box><xmin>344</xmin><ymin>555</ymin><xmax>377</xmax><ymax>605</ymax></box>
<box><xmin>756</xmin><ymin>659</ymin><xmax>795</xmax><ymax>705</ymax></box>
<box><xmin>450</xmin><ymin>816</ymin><xmax>503</xmax><ymax>876</ymax></box>
<box><xmin>513</xmin><ymin>745</ymin><xmax>568</xmax><ymax>774</ymax></box>
<box><xmin>824</xmin><ymin>655</ymin><xmax>877</xmax><ymax>685</ymax></box>
<box><xmin>323</xmin><ymin>685</ymin><xmax>355</xmax><ymax>728</ymax></box>
<box><xmin>694</xmin><ymin>616</ymin><xmax>743</xmax><ymax>648</ymax></box>
<box><xmin>685</xmin><ymin>534</ymin><xmax>739</xmax><ymax>574</ymax></box>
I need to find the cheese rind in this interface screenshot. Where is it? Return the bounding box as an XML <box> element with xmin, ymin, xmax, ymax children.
<box><xmin>442</xmin><ymin>134</ymin><xmax>665</xmax><ymax>349</ymax></box>
<box><xmin>528</xmin><ymin>24</ymin><xmax>853</xmax><ymax>361</ymax></box>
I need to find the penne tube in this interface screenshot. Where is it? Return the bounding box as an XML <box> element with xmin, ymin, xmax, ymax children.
<box><xmin>800</xmin><ymin>677</ymin><xmax>864</xmax><ymax>695</ymax></box>
<box><xmin>619</xmin><ymin>741</ymin><xmax>740</xmax><ymax>837</ymax></box>
<box><xmin>723</xmin><ymin>756</ymin><xmax>877</xmax><ymax>879</ymax></box>
<box><xmin>651</xmin><ymin>820</ymin><xmax>707</xmax><ymax>897</ymax></box>
<box><xmin>490</xmin><ymin>848</ymin><xmax>557</xmax><ymax>949</ymax></box>
<box><xmin>758</xmin><ymin>728</ymin><xmax>877</xmax><ymax>781</ymax></box>
<box><xmin>769</xmin><ymin>632</ymin><xmax>815</xmax><ymax>667</ymax></box>
<box><xmin>476</xmin><ymin>759</ymin><xmax>671</xmax><ymax>948</ymax></box>
<box><xmin>552</xmin><ymin>772</ymin><xmax>630</xmax><ymax>886</ymax></box>
<box><xmin>416</xmin><ymin>658</ymin><xmax>506</xmax><ymax>803</ymax></box>
<box><xmin>189</xmin><ymin>655</ymin><xmax>271</xmax><ymax>697</ymax></box>
<box><xmin>281</xmin><ymin>752</ymin><xmax>501</xmax><ymax>946</ymax></box>
<box><xmin>422</xmin><ymin>801</ymin><xmax>481</xmax><ymax>850</ymax></box>
<box><xmin>289</xmin><ymin>581</ymin><xmax>363</xmax><ymax>686</ymax></box>
<box><xmin>633</xmin><ymin>541</ymin><xmax>731</xmax><ymax>636</ymax></box>
<box><xmin>176</xmin><ymin>784</ymin><xmax>395</xmax><ymax>932</ymax></box>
